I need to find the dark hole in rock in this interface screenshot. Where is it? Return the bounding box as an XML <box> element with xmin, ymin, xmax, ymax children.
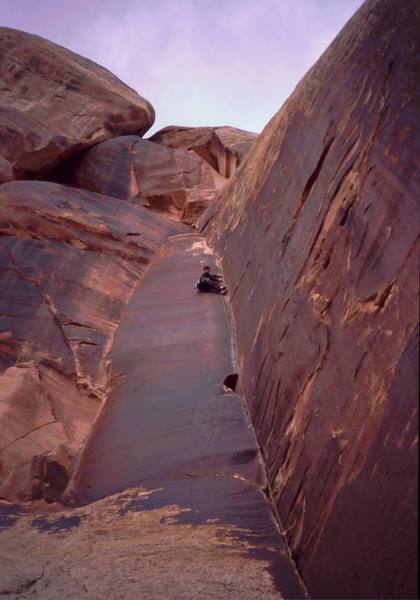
<box><xmin>340</xmin><ymin>201</ymin><xmax>354</xmax><ymax>226</ymax></box>
<box><xmin>45</xmin><ymin>460</ymin><xmax>70</xmax><ymax>494</ymax></box>
<box><xmin>223</xmin><ymin>373</ymin><xmax>238</xmax><ymax>392</ymax></box>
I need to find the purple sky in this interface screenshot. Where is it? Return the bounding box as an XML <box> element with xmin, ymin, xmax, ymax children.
<box><xmin>1</xmin><ymin>0</ymin><xmax>364</xmax><ymax>134</ymax></box>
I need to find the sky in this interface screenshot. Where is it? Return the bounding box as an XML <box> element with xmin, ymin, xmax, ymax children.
<box><xmin>0</xmin><ymin>0</ymin><xmax>364</xmax><ymax>134</ymax></box>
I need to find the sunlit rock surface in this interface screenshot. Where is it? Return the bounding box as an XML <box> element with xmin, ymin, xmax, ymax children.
<box><xmin>0</xmin><ymin>28</ymin><xmax>155</xmax><ymax>182</ymax></box>
<box><xmin>0</xmin><ymin>486</ymin><xmax>296</xmax><ymax>600</ymax></box>
<box><xmin>150</xmin><ymin>125</ymin><xmax>258</xmax><ymax>178</ymax></box>
<box><xmin>0</xmin><ymin>181</ymin><xmax>185</xmax><ymax>502</ymax></box>
<box><xmin>56</xmin><ymin>135</ymin><xmax>226</xmax><ymax>224</ymax></box>
<box><xmin>202</xmin><ymin>0</ymin><xmax>419</xmax><ymax>597</ymax></box>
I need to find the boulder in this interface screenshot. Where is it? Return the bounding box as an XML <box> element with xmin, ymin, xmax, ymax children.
<box><xmin>0</xmin><ymin>28</ymin><xmax>155</xmax><ymax>182</ymax></box>
<box><xmin>150</xmin><ymin>125</ymin><xmax>258</xmax><ymax>178</ymax></box>
<box><xmin>202</xmin><ymin>0</ymin><xmax>419</xmax><ymax>598</ymax></box>
<box><xmin>57</xmin><ymin>135</ymin><xmax>226</xmax><ymax>223</ymax></box>
<box><xmin>0</xmin><ymin>180</ymin><xmax>185</xmax><ymax>502</ymax></box>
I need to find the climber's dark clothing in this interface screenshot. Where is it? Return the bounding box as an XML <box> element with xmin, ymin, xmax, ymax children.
<box><xmin>196</xmin><ymin>271</ymin><xmax>227</xmax><ymax>294</ymax></box>
<box><xmin>207</xmin><ymin>273</ymin><xmax>223</xmax><ymax>282</ymax></box>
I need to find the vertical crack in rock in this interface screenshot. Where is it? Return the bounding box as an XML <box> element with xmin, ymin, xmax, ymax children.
<box><xmin>294</xmin><ymin>138</ymin><xmax>335</xmax><ymax>223</ymax></box>
<box><xmin>5</xmin><ymin>248</ymin><xmax>77</xmax><ymax>376</ymax></box>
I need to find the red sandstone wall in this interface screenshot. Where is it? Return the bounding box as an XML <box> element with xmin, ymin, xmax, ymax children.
<box><xmin>203</xmin><ymin>0</ymin><xmax>419</xmax><ymax>597</ymax></box>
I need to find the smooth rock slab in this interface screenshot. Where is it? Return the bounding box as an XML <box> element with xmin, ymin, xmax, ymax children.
<box><xmin>65</xmin><ymin>233</ymin><xmax>305</xmax><ymax>597</ymax></box>
<box><xmin>68</xmin><ymin>234</ymin><xmax>265</xmax><ymax>502</ymax></box>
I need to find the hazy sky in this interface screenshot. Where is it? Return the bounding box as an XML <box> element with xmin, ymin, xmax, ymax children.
<box><xmin>0</xmin><ymin>0</ymin><xmax>364</xmax><ymax>134</ymax></box>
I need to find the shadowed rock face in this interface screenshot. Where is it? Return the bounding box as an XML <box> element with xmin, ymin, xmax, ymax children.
<box><xmin>56</xmin><ymin>135</ymin><xmax>226</xmax><ymax>224</ymax></box>
<box><xmin>149</xmin><ymin>125</ymin><xmax>258</xmax><ymax>178</ymax></box>
<box><xmin>0</xmin><ymin>28</ymin><xmax>155</xmax><ymax>182</ymax></box>
<box><xmin>203</xmin><ymin>0</ymin><xmax>419</xmax><ymax>598</ymax></box>
<box><xmin>0</xmin><ymin>181</ymin><xmax>185</xmax><ymax>502</ymax></box>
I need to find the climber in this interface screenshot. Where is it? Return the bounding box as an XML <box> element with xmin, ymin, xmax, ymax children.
<box><xmin>195</xmin><ymin>265</ymin><xmax>228</xmax><ymax>295</ymax></box>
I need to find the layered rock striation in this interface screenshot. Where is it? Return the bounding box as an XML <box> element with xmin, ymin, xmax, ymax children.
<box><xmin>202</xmin><ymin>0</ymin><xmax>419</xmax><ymax>598</ymax></box>
<box><xmin>0</xmin><ymin>27</ymin><xmax>154</xmax><ymax>182</ymax></box>
<box><xmin>0</xmin><ymin>181</ymin><xmax>184</xmax><ymax>502</ymax></box>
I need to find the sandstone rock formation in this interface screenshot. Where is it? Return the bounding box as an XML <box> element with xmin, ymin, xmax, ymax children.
<box><xmin>202</xmin><ymin>0</ymin><xmax>419</xmax><ymax>598</ymax></box>
<box><xmin>0</xmin><ymin>0</ymin><xmax>418</xmax><ymax>597</ymax></box>
<box><xmin>0</xmin><ymin>229</ymin><xmax>306</xmax><ymax>599</ymax></box>
<box><xmin>56</xmin><ymin>135</ymin><xmax>226</xmax><ymax>223</ymax></box>
<box><xmin>0</xmin><ymin>28</ymin><xmax>154</xmax><ymax>182</ymax></box>
<box><xmin>0</xmin><ymin>180</ymin><xmax>184</xmax><ymax>502</ymax></box>
<box><xmin>150</xmin><ymin>125</ymin><xmax>258</xmax><ymax>178</ymax></box>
